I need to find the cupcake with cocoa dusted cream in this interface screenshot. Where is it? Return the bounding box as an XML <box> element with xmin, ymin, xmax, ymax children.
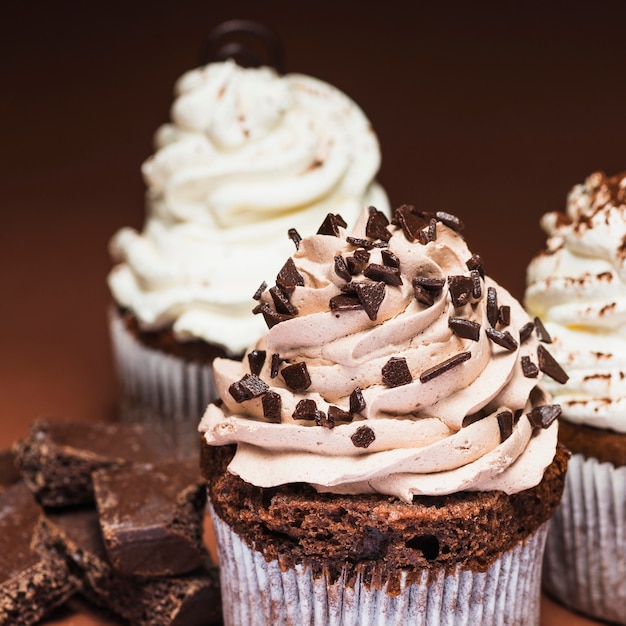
<box><xmin>526</xmin><ymin>170</ymin><xmax>626</xmax><ymax>623</ymax></box>
<box><xmin>200</xmin><ymin>205</ymin><xmax>568</xmax><ymax>625</ymax></box>
<box><xmin>107</xmin><ymin>36</ymin><xmax>389</xmax><ymax>456</ymax></box>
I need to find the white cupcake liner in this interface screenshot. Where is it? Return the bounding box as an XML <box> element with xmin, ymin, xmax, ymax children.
<box><xmin>542</xmin><ymin>453</ymin><xmax>626</xmax><ymax>624</ymax></box>
<box><xmin>109</xmin><ymin>309</ymin><xmax>217</xmax><ymax>458</ymax></box>
<box><xmin>209</xmin><ymin>500</ymin><xmax>548</xmax><ymax>626</ymax></box>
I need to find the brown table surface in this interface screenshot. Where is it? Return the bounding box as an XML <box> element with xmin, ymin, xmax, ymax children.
<box><xmin>4</xmin><ymin>1</ymin><xmax>625</xmax><ymax>624</ymax></box>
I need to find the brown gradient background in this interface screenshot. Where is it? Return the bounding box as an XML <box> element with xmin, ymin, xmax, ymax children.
<box><xmin>2</xmin><ymin>1</ymin><xmax>625</xmax><ymax>624</ymax></box>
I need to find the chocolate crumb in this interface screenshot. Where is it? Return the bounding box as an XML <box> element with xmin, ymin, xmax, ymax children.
<box><xmin>334</xmin><ymin>256</ymin><xmax>352</xmax><ymax>281</ymax></box>
<box><xmin>364</xmin><ymin>263</ymin><xmax>402</xmax><ymax>286</ymax></box>
<box><xmin>527</xmin><ymin>404</ymin><xmax>562</xmax><ymax>429</ymax></box>
<box><xmin>292</xmin><ymin>399</ymin><xmax>319</xmax><ymax>421</ymax></box>
<box><xmin>498</xmin><ymin>306</ymin><xmax>511</xmax><ymax>327</ymax></box>
<box><xmin>497</xmin><ymin>410</ymin><xmax>514</xmax><ymax>442</ymax></box>
<box><xmin>329</xmin><ymin>293</ymin><xmax>364</xmax><ymax>313</ymax></box>
<box><xmin>253</xmin><ymin>302</ymin><xmax>291</xmax><ymax>329</ymax></box>
<box><xmin>288</xmin><ymin>228</ymin><xmax>302</xmax><ymax>250</ymax></box>
<box><xmin>519</xmin><ymin>322</ymin><xmax>534</xmax><ymax>343</ymax></box>
<box><xmin>382</xmin><ymin>357</ymin><xmax>413</xmax><ymax>387</ymax></box>
<box><xmin>247</xmin><ymin>350</ymin><xmax>267</xmax><ymax>376</ymax></box>
<box><xmin>486</xmin><ymin>327</ymin><xmax>518</xmax><ymax>351</ymax></box>
<box><xmin>262</xmin><ymin>391</ymin><xmax>282</xmax><ymax>423</ymax></box>
<box><xmin>537</xmin><ymin>345</ymin><xmax>569</xmax><ymax>384</ymax></box>
<box><xmin>470</xmin><ymin>269</ymin><xmax>482</xmax><ymax>299</ymax></box>
<box><xmin>270</xmin><ymin>353</ymin><xmax>282</xmax><ymax>378</ymax></box>
<box><xmin>355</xmin><ymin>281</ymin><xmax>386</xmax><ymax>320</ymax></box>
<box><xmin>466</xmin><ymin>253</ymin><xmax>485</xmax><ymax>278</ymax></box>
<box><xmin>534</xmin><ymin>317</ymin><xmax>552</xmax><ymax>343</ymax></box>
<box><xmin>349</xmin><ymin>387</ymin><xmax>366</xmax><ymax>414</ymax></box>
<box><xmin>521</xmin><ymin>355</ymin><xmax>540</xmax><ymax>378</ymax></box>
<box><xmin>317</xmin><ymin>213</ymin><xmax>347</xmax><ymax>236</ymax></box>
<box><xmin>486</xmin><ymin>287</ymin><xmax>498</xmax><ymax>328</ymax></box>
<box><xmin>448</xmin><ymin>275</ymin><xmax>473</xmax><ymax>308</ymax></box>
<box><xmin>351</xmin><ymin>425</ymin><xmax>376</xmax><ymax>448</ymax></box>
<box><xmin>229</xmin><ymin>374</ymin><xmax>269</xmax><ymax>403</ymax></box>
<box><xmin>365</xmin><ymin>206</ymin><xmax>392</xmax><ymax>241</ymax></box>
<box><xmin>253</xmin><ymin>281</ymin><xmax>267</xmax><ymax>301</ymax></box>
<box><xmin>328</xmin><ymin>406</ymin><xmax>353</xmax><ymax>424</ymax></box>
<box><xmin>281</xmin><ymin>362</ymin><xmax>312</xmax><ymax>391</ymax></box>
<box><xmin>449</xmin><ymin>317</ymin><xmax>481</xmax><ymax>341</ymax></box>
<box><xmin>435</xmin><ymin>211</ymin><xmax>465</xmax><ymax>231</ymax></box>
<box><xmin>381</xmin><ymin>250</ymin><xmax>400</xmax><ymax>268</ymax></box>
<box><xmin>269</xmin><ymin>286</ymin><xmax>298</xmax><ymax>315</ymax></box>
<box><xmin>420</xmin><ymin>351</ymin><xmax>471</xmax><ymax>383</ymax></box>
<box><xmin>276</xmin><ymin>257</ymin><xmax>304</xmax><ymax>293</ymax></box>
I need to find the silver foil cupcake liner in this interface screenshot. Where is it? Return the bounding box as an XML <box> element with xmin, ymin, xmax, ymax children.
<box><xmin>543</xmin><ymin>453</ymin><xmax>626</xmax><ymax>624</ymax></box>
<box><xmin>209</xmin><ymin>500</ymin><xmax>548</xmax><ymax>626</ymax></box>
<box><xmin>109</xmin><ymin>309</ymin><xmax>217</xmax><ymax>458</ymax></box>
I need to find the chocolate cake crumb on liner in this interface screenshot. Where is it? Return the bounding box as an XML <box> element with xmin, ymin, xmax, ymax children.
<box><xmin>109</xmin><ymin>308</ymin><xmax>218</xmax><ymax>457</ymax></box>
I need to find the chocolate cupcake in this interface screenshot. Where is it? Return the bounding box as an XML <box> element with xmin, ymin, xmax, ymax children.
<box><xmin>107</xmin><ymin>26</ymin><xmax>389</xmax><ymax>457</ymax></box>
<box><xmin>526</xmin><ymin>170</ymin><xmax>626</xmax><ymax>623</ymax></box>
<box><xmin>200</xmin><ymin>205</ymin><xmax>568</xmax><ymax>625</ymax></box>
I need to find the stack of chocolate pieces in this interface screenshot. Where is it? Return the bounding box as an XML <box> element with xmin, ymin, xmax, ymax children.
<box><xmin>1</xmin><ymin>419</ymin><xmax>221</xmax><ymax>626</ymax></box>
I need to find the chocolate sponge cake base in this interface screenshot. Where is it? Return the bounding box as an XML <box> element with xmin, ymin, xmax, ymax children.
<box><xmin>559</xmin><ymin>418</ymin><xmax>626</xmax><ymax>467</ymax></box>
<box><xmin>202</xmin><ymin>442</ymin><xmax>568</xmax><ymax>594</ymax></box>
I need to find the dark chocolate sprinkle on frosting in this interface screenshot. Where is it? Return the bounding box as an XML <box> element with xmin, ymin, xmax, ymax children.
<box><xmin>288</xmin><ymin>228</ymin><xmax>302</xmax><ymax>250</ymax></box>
<box><xmin>253</xmin><ymin>302</ymin><xmax>292</xmax><ymax>328</ymax></box>
<box><xmin>270</xmin><ymin>353</ymin><xmax>282</xmax><ymax>378</ymax></box>
<box><xmin>470</xmin><ymin>269</ymin><xmax>482</xmax><ymax>299</ymax></box>
<box><xmin>485</xmin><ymin>328</ymin><xmax>519</xmax><ymax>352</ymax></box>
<box><xmin>349</xmin><ymin>387</ymin><xmax>366</xmax><ymax>414</ymax></box>
<box><xmin>382</xmin><ymin>356</ymin><xmax>413</xmax><ymax>387</ymax></box>
<box><xmin>354</xmin><ymin>281</ymin><xmax>386</xmax><ymax>320</ymax></box>
<box><xmin>276</xmin><ymin>257</ymin><xmax>304</xmax><ymax>293</ymax></box>
<box><xmin>462</xmin><ymin>408</ymin><xmax>489</xmax><ymax>427</ymax></box>
<box><xmin>365</xmin><ymin>206</ymin><xmax>392</xmax><ymax>241</ymax></box>
<box><xmin>521</xmin><ymin>355</ymin><xmax>539</xmax><ymax>378</ymax></box>
<box><xmin>292</xmin><ymin>398</ymin><xmax>319</xmax><ymax>421</ymax></box>
<box><xmin>448</xmin><ymin>275</ymin><xmax>473</xmax><ymax>308</ymax></box>
<box><xmin>229</xmin><ymin>374</ymin><xmax>269</xmax><ymax>403</ymax></box>
<box><xmin>329</xmin><ymin>293</ymin><xmax>364</xmax><ymax>313</ymax></box>
<box><xmin>466</xmin><ymin>253</ymin><xmax>485</xmax><ymax>278</ymax></box>
<box><xmin>346</xmin><ymin>236</ymin><xmax>388</xmax><ymax>250</ymax></box>
<box><xmin>381</xmin><ymin>250</ymin><xmax>400</xmax><ymax>268</ymax></box>
<box><xmin>427</xmin><ymin>218</ymin><xmax>437</xmax><ymax>242</ymax></box>
<box><xmin>393</xmin><ymin>204</ymin><xmax>431</xmax><ymax>242</ymax></box>
<box><xmin>262</xmin><ymin>391</ymin><xmax>282</xmax><ymax>423</ymax></box>
<box><xmin>486</xmin><ymin>287</ymin><xmax>499</xmax><ymax>328</ymax></box>
<box><xmin>448</xmin><ymin>317</ymin><xmax>481</xmax><ymax>341</ymax></box>
<box><xmin>534</xmin><ymin>316</ymin><xmax>552</xmax><ymax>343</ymax></box>
<box><xmin>247</xmin><ymin>350</ymin><xmax>266</xmax><ymax>376</ymax></box>
<box><xmin>498</xmin><ymin>305</ymin><xmax>511</xmax><ymax>327</ymax></box>
<box><xmin>253</xmin><ymin>281</ymin><xmax>267</xmax><ymax>301</ymax></box>
<box><xmin>497</xmin><ymin>410</ymin><xmax>514</xmax><ymax>442</ymax></box>
<box><xmin>420</xmin><ymin>351</ymin><xmax>471</xmax><ymax>383</ymax></box>
<box><xmin>364</xmin><ymin>263</ymin><xmax>402</xmax><ymax>286</ymax></box>
<box><xmin>334</xmin><ymin>255</ymin><xmax>352</xmax><ymax>282</ymax></box>
<box><xmin>281</xmin><ymin>362</ymin><xmax>312</xmax><ymax>391</ymax></box>
<box><xmin>328</xmin><ymin>406</ymin><xmax>353</xmax><ymax>424</ymax></box>
<box><xmin>413</xmin><ymin>283</ymin><xmax>435</xmax><ymax>307</ymax></box>
<box><xmin>351</xmin><ymin>425</ymin><xmax>376</xmax><ymax>448</ymax></box>
<box><xmin>537</xmin><ymin>345</ymin><xmax>569</xmax><ymax>384</ymax></box>
<box><xmin>519</xmin><ymin>322</ymin><xmax>535</xmax><ymax>343</ymax></box>
<box><xmin>317</xmin><ymin>213</ymin><xmax>347</xmax><ymax>236</ymax></box>
<box><xmin>270</xmin><ymin>286</ymin><xmax>298</xmax><ymax>315</ymax></box>
<box><xmin>527</xmin><ymin>404</ymin><xmax>562</xmax><ymax>429</ymax></box>
<box><xmin>435</xmin><ymin>211</ymin><xmax>465</xmax><ymax>232</ymax></box>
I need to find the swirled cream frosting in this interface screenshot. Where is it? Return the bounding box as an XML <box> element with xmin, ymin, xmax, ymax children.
<box><xmin>526</xmin><ymin>171</ymin><xmax>626</xmax><ymax>433</ymax></box>
<box><xmin>108</xmin><ymin>59</ymin><xmax>388</xmax><ymax>355</ymax></box>
<box><xmin>200</xmin><ymin>205</ymin><xmax>565</xmax><ymax>501</ymax></box>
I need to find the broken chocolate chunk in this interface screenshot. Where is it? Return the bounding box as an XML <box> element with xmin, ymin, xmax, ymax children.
<box><xmin>365</xmin><ymin>206</ymin><xmax>392</xmax><ymax>241</ymax></box>
<box><xmin>537</xmin><ymin>345</ymin><xmax>569</xmax><ymax>384</ymax></box>
<box><xmin>466</xmin><ymin>253</ymin><xmax>485</xmax><ymax>278</ymax></box>
<box><xmin>534</xmin><ymin>316</ymin><xmax>552</xmax><ymax>343</ymax></box>
<box><xmin>228</xmin><ymin>374</ymin><xmax>269</xmax><ymax>403</ymax></box>
<box><xmin>292</xmin><ymin>399</ymin><xmax>319</xmax><ymax>421</ymax></box>
<box><xmin>334</xmin><ymin>255</ymin><xmax>352</xmax><ymax>281</ymax></box>
<box><xmin>247</xmin><ymin>350</ymin><xmax>267</xmax><ymax>376</ymax></box>
<box><xmin>413</xmin><ymin>283</ymin><xmax>434</xmax><ymax>306</ymax></box>
<box><xmin>253</xmin><ymin>302</ymin><xmax>291</xmax><ymax>328</ymax></box>
<box><xmin>281</xmin><ymin>362</ymin><xmax>312</xmax><ymax>391</ymax></box>
<box><xmin>521</xmin><ymin>355</ymin><xmax>539</xmax><ymax>378</ymax></box>
<box><xmin>270</xmin><ymin>353</ymin><xmax>282</xmax><ymax>378</ymax></box>
<box><xmin>519</xmin><ymin>322</ymin><xmax>535</xmax><ymax>343</ymax></box>
<box><xmin>276</xmin><ymin>257</ymin><xmax>304</xmax><ymax>293</ymax></box>
<box><xmin>462</xmin><ymin>409</ymin><xmax>489</xmax><ymax>427</ymax></box>
<box><xmin>317</xmin><ymin>213</ymin><xmax>348</xmax><ymax>236</ymax></box>
<box><xmin>330</xmin><ymin>293</ymin><xmax>363</xmax><ymax>313</ymax></box>
<box><xmin>351</xmin><ymin>425</ymin><xmax>376</xmax><ymax>448</ymax></box>
<box><xmin>497</xmin><ymin>411</ymin><xmax>514</xmax><ymax>442</ymax></box>
<box><xmin>382</xmin><ymin>357</ymin><xmax>413</xmax><ymax>387</ymax></box>
<box><xmin>413</xmin><ymin>276</ymin><xmax>446</xmax><ymax>292</ymax></box>
<box><xmin>420</xmin><ymin>351</ymin><xmax>472</xmax><ymax>383</ymax></box>
<box><xmin>328</xmin><ymin>406</ymin><xmax>353</xmax><ymax>424</ymax></box>
<box><xmin>527</xmin><ymin>404</ymin><xmax>562</xmax><ymax>429</ymax></box>
<box><xmin>486</xmin><ymin>287</ymin><xmax>499</xmax><ymax>328</ymax></box>
<box><xmin>349</xmin><ymin>387</ymin><xmax>366</xmax><ymax>414</ymax></box>
<box><xmin>346</xmin><ymin>249</ymin><xmax>370</xmax><ymax>275</ymax></box>
<box><xmin>269</xmin><ymin>286</ymin><xmax>298</xmax><ymax>316</ymax></box>
<box><xmin>346</xmin><ymin>236</ymin><xmax>387</xmax><ymax>249</ymax></box>
<box><xmin>470</xmin><ymin>269</ymin><xmax>482</xmax><ymax>299</ymax></box>
<box><xmin>364</xmin><ymin>263</ymin><xmax>402</xmax><ymax>286</ymax></box>
<box><xmin>381</xmin><ymin>250</ymin><xmax>400</xmax><ymax>268</ymax></box>
<box><xmin>354</xmin><ymin>281</ymin><xmax>386</xmax><ymax>320</ymax></box>
<box><xmin>393</xmin><ymin>205</ymin><xmax>431</xmax><ymax>242</ymax></box>
<box><xmin>288</xmin><ymin>228</ymin><xmax>302</xmax><ymax>250</ymax></box>
<box><xmin>448</xmin><ymin>275</ymin><xmax>473</xmax><ymax>308</ymax></box>
<box><xmin>498</xmin><ymin>305</ymin><xmax>511</xmax><ymax>327</ymax></box>
<box><xmin>448</xmin><ymin>317</ymin><xmax>481</xmax><ymax>341</ymax></box>
<box><xmin>252</xmin><ymin>281</ymin><xmax>267</xmax><ymax>301</ymax></box>
<box><xmin>486</xmin><ymin>327</ymin><xmax>519</xmax><ymax>352</ymax></box>
<box><xmin>435</xmin><ymin>211</ymin><xmax>465</xmax><ymax>231</ymax></box>
<box><xmin>262</xmin><ymin>392</ymin><xmax>282</xmax><ymax>423</ymax></box>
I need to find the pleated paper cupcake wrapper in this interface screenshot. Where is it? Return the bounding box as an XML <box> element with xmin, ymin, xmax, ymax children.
<box><xmin>209</xmin><ymin>500</ymin><xmax>548</xmax><ymax>626</ymax></box>
<box><xmin>543</xmin><ymin>453</ymin><xmax>626</xmax><ymax>624</ymax></box>
<box><xmin>109</xmin><ymin>309</ymin><xmax>217</xmax><ymax>458</ymax></box>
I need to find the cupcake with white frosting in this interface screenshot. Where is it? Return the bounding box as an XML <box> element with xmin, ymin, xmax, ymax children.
<box><xmin>108</xmin><ymin>59</ymin><xmax>388</xmax><ymax>456</ymax></box>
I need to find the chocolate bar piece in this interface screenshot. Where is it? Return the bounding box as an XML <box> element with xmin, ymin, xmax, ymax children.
<box><xmin>0</xmin><ymin>482</ymin><xmax>77</xmax><ymax>625</ymax></box>
<box><xmin>93</xmin><ymin>459</ymin><xmax>207</xmax><ymax>577</ymax></box>
<box><xmin>0</xmin><ymin>449</ymin><xmax>20</xmax><ymax>493</ymax></box>
<box><xmin>37</xmin><ymin>508</ymin><xmax>222</xmax><ymax>626</ymax></box>
<box><xmin>14</xmin><ymin>419</ymin><xmax>176</xmax><ymax>506</ymax></box>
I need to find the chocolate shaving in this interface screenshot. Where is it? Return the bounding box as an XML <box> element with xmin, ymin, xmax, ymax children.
<box><xmin>537</xmin><ymin>345</ymin><xmax>569</xmax><ymax>384</ymax></box>
<box><xmin>334</xmin><ymin>255</ymin><xmax>351</xmax><ymax>281</ymax></box>
<box><xmin>381</xmin><ymin>250</ymin><xmax>400</xmax><ymax>268</ymax></box>
<box><xmin>519</xmin><ymin>322</ymin><xmax>534</xmax><ymax>343</ymax></box>
<box><xmin>329</xmin><ymin>293</ymin><xmax>363</xmax><ymax>312</ymax></box>
<box><xmin>317</xmin><ymin>213</ymin><xmax>347</xmax><ymax>236</ymax></box>
<box><xmin>470</xmin><ymin>269</ymin><xmax>482</xmax><ymax>299</ymax></box>
<box><xmin>382</xmin><ymin>357</ymin><xmax>413</xmax><ymax>387</ymax></box>
<box><xmin>435</xmin><ymin>211</ymin><xmax>465</xmax><ymax>232</ymax></box>
<box><xmin>354</xmin><ymin>281</ymin><xmax>386</xmax><ymax>320</ymax></box>
<box><xmin>346</xmin><ymin>236</ymin><xmax>387</xmax><ymax>250</ymax></box>
<box><xmin>449</xmin><ymin>317</ymin><xmax>481</xmax><ymax>341</ymax></box>
<box><xmin>288</xmin><ymin>228</ymin><xmax>302</xmax><ymax>250</ymax></box>
<box><xmin>486</xmin><ymin>287</ymin><xmax>499</xmax><ymax>327</ymax></box>
<box><xmin>466</xmin><ymin>253</ymin><xmax>485</xmax><ymax>278</ymax></box>
<box><xmin>413</xmin><ymin>276</ymin><xmax>446</xmax><ymax>292</ymax></box>
<box><xmin>521</xmin><ymin>355</ymin><xmax>539</xmax><ymax>378</ymax></box>
<box><xmin>351</xmin><ymin>425</ymin><xmax>376</xmax><ymax>448</ymax></box>
<box><xmin>462</xmin><ymin>409</ymin><xmax>489</xmax><ymax>427</ymax></box>
<box><xmin>247</xmin><ymin>350</ymin><xmax>266</xmax><ymax>376</ymax></box>
<box><xmin>276</xmin><ymin>257</ymin><xmax>304</xmax><ymax>293</ymax></box>
<box><xmin>262</xmin><ymin>391</ymin><xmax>282</xmax><ymax>423</ymax></box>
<box><xmin>427</xmin><ymin>218</ymin><xmax>437</xmax><ymax>242</ymax></box>
<box><xmin>253</xmin><ymin>281</ymin><xmax>267</xmax><ymax>301</ymax></box>
<box><xmin>292</xmin><ymin>399</ymin><xmax>319</xmax><ymax>421</ymax></box>
<box><xmin>281</xmin><ymin>361</ymin><xmax>312</xmax><ymax>391</ymax></box>
<box><xmin>228</xmin><ymin>374</ymin><xmax>269</xmax><ymax>403</ymax></box>
<box><xmin>448</xmin><ymin>275</ymin><xmax>473</xmax><ymax>308</ymax></box>
<box><xmin>413</xmin><ymin>284</ymin><xmax>434</xmax><ymax>307</ymax></box>
<box><xmin>253</xmin><ymin>302</ymin><xmax>291</xmax><ymax>328</ymax></box>
<box><xmin>497</xmin><ymin>410</ymin><xmax>514</xmax><ymax>442</ymax></box>
<box><xmin>393</xmin><ymin>205</ymin><xmax>431</xmax><ymax>242</ymax></box>
<box><xmin>364</xmin><ymin>263</ymin><xmax>402</xmax><ymax>286</ymax></box>
<box><xmin>328</xmin><ymin>406</ymin><xmax>353</xmax><ymax>424</ymax></box>
<box><xmin>269</xmin><ymin>286</ymin><xmax>298</xmax><ymax>315</ymax></box>
<box><xmin>420</xmin><ymin>351</ymin><xmax>471</xmax><ymax>383</ymax></box>
<box><xmin>534</xmin><ymin>316</ymin><xmax>552</xmax><ymax>343</ymax></box>
<box><xmin>498</xmin><ymin>305</ymin><xmax>511</xmax><ymax>327</ymax></box>
<box><xmin>527</xmin><ymin>404</ymin><xmax>562</xmax><ymax>429</ymax></box>
<box><xmin>365</xmin><ymin>206</ymin><xmax>392</xmax><ymax>241</ymax></box>
<box><xmin>486</xmin><ymin>327</ymin><xmax>518</xmax><ymax>351</ymax></box>
<box><xmin>270</xmin><ymin>353</ymin><xmax>282</xmax><ymax>378</ymax></box>
<box><xmin>349</xmin><ymin>387</ymin><xmax>366</xmax><ymax>414</ymax></box>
